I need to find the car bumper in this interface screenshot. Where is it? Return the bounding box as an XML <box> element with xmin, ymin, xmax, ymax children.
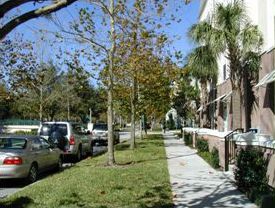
<box><xmin>92</xmin><ymin>136</ymin><xmax>119</xmax><ymax>144</ymax></box>
<box><xmin>92</xmin><ymin>136</ymin><xmax>108</xmax><ymax>141</ymax></box>
<box><xmin>62</xmin><ymin>145</ymin><xmax>78</xmax><ymax>155</ymax></box>
<box><xmin>0</xmin><ymin>164</ymin><xmax>30</xmax><ymax>179</ymax></box>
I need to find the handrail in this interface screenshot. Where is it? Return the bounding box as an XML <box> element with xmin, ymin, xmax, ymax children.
<box><xmin>224</xmin><ymin>128</ymin><xmax>244</xmax><ymax>171</ymax></box>
<box><xmin>225</xmin><ymin>128</ymin><xmax>244</xmax><ymax>139</ymax></box>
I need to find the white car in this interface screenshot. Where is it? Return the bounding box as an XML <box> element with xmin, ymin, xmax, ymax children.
<box><xmin>92</xmin><ymin>123</ymin><xmax>119</xmax><ymax>145</ymax></box>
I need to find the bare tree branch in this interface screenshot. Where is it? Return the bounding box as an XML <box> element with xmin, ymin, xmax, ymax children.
<box><xmin>89</xmin><ymin>0</ymin><xmax>112</xmax><ymax>17</ymax></box>
<box><xmin>60</xmin><ymin>29</ymin><xmax>109</xmax><ymax>54</ymax></box>
<box><xmin>0</xmin><ymin>0</ymin><xmax>78</xmax><ymax>40</ymax></box>
<box><xmin>0</xmin><ymin>0</ymin><xmax>38</xmax><ymax>18</ymax></box>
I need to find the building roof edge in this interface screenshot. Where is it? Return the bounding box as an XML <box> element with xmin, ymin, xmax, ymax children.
<box><xmin>199</xmin><ymin>0</ymin><xmax>208</xmax><ymax>20</ymax></box>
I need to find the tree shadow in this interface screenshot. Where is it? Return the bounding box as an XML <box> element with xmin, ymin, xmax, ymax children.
<box><xmin>174</xmin><ymin>179</ymin><xmax>255</xmax><ymax>208</ymax></box>
<box><xmin>0</xmin><ymin>196</ymin><xmax>33</xmax><ymax>208</ymax></box>
<box><xmin>115</xmin><ymin>143</ymin><xmax>130</xmax><ymax>151</ymax></box>
<box><xmin>137</xmin><ymin>185</ymin><xmax>174</xmax><ymax>208</ymax></box>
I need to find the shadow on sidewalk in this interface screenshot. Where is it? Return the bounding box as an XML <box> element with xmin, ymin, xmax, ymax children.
<box><xmin>175</xmin><ymin>179</ymin><xmax>253</xmax><ymax>208</ymax></box>
<box><xmin>166</xmin><ymin>152</ymin><xmax>197</xmax><ymax>160</ymax></box>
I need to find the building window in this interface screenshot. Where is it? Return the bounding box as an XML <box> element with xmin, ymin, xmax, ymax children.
<box><xmin>223</xmin><ymin>64</ymin><xmax>227</xmax><ymax>80</ymax></box>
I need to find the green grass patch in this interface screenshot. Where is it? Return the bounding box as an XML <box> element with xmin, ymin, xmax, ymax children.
<box><xmin>0</xmin><ymin>135</ymin><xmax>173</xmax><ymax>208</ymax></box>
<box><xmin>197</xmin><ymin>147</ymin><xmax>220</xmax><ymax>169</ymax></box>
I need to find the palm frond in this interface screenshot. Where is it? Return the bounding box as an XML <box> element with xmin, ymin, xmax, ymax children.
<box><xmin>187</xmin><ymin>45</ymin><xmax>218</xmax><ymax>81</ymax></box>
<box><xmin>240</xmin><ymin>24</ymin><xmax>263</xmax><ymax>53</ymax></box>
<box><xmin>215</xmin><ymin>0</ymin><xmax>247</xmax><ymax>34</ymax></box>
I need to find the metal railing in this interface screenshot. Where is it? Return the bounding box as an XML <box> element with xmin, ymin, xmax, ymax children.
<box><xmin>224</xmin><ymin>128</ymin><xmax>244</xmax><ymax>171</ymax></box>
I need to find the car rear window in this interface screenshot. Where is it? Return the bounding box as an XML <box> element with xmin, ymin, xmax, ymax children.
<box><xmin>0</xmin><ymin>138</ymin><xmax>27</xmax><ymax>149</ymax></box>
<box><xmin>72</xmin><ymin>124</ymin><xmax>86</xmax><ymax>134</ymax></box>
<box><xmin>93</xmin><ymin>124</ymin><xmax>107</xmax><ymax>130</ymax></box>
<box><xmin>39</xmin><ymin>124</ymin><xmax>68</xmax><ymax>136</ymax></box>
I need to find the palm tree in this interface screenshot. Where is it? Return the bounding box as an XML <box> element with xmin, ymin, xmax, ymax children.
<box><xmin>187</xmin><ymin>45</ymin><xmax>218</xmax><ymax>127</ymax></box>
<box><xmin>189</xmin><ymin>0</ymin><xmax>262</xmax><ymax>130</ymax></box>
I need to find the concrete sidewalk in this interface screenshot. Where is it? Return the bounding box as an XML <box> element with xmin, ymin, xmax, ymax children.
<box><xmin>164</xmin><ymin>132</ymin><xmax>257</xmax><ymax>208</ymax></box>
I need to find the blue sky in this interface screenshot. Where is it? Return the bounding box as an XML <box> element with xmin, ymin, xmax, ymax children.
<box><xmin>3</xmin><ymin>0</ymin><xmax>200</xmax><ymax>82</ymax></box>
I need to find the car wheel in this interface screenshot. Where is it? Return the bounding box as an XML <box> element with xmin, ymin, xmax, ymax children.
<box><xmin>55</xmin><ymin>156</ymin><xmax>63</xmax><ymax>171</ymax></box>
<box><xmin>27</xmin><ymin>164</ymin><xmax>38</xmax><ymax>184</ymax></box>
<box><xmin>90</xmin><ymin>144</ymin><xmax>93</xmax><ymax>156</ymax></box>
<box><xmin>75</xmin><ymin>146</ymin><xmax>82</xmax><ymax>162</ymax></box>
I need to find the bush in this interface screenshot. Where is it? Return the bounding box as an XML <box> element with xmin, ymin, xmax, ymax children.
<box><xmin>184</xmin><ymin>133</ymin><xmax>193</xmax><ymax>146</ymax></box>
<box><xmin>234</xmin><ymin>147</ymin><xmax>270</xmax><ymax>205</ymax></box>
<box><xmin>210</xmin><ymin>147</ymin><xmax>219</xmax><ymax>169</ymax></box>
<box><xmin>167</xmin><ymin>114</ymin><xmax>175</xmax><ymax>130</ymax></box>
<box><xmin>196</xmin><ymin>138</ymin><xmax>209</xmax><ymax>153</ymax></box>
<box><xmin>13</xmin><ymin>130</ymin><xmax>37</xmax><ymax>135</ymax></box>
<box><xmin>198</xmin><ymin>147</ymin><xmax>220</xmax><ymax>169</ymax></box>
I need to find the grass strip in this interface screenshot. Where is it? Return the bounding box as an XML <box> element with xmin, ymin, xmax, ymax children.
<box><xmin>0</xmin><ymin>134</ymin><xmax>173</xmax><ymax>208</ymax></box>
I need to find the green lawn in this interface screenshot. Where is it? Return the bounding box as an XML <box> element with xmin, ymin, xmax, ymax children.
<box><xmin>0</xmin><ymin>135</ymin><xmax>173</xmax><ymax>208</ymax></box>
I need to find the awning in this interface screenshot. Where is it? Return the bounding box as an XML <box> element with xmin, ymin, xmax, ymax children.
<box><xmin>255</xmin><ymin>70</ymin><xmax>275</xmax><ymax>88</ymax></box>
<box><xmin>196</xmin><ymin>106</ymin><xmax>203</xmax><ymax>112</ymax></box>
<box><xmin>222</xmin><ymin>91</ymin><xmax>232</xmax><ymax>102</ymax></box>
<box><xmin>211</xmin><ymin>94</ymin><xmax>226</xmax><ymax>103</ymax></box>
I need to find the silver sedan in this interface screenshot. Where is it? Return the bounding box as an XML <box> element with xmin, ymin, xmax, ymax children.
<box><xmin>0</xmin><ymin>135</ymin><xmax>62</xmax><ymax>183</ymax></box>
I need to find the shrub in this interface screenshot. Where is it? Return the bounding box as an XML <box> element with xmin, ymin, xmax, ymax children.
<box><xmin>210</xmin><ymin>147</ymin><xmax>219</xmax><ymax>169</ymax></box>
<box><xmin>167</xmin><ymin>114</ymin><xmax>175</xmax><ymax>130</ymax></box>
<box><xmin>184</xmin><ymin>133</ymin><xmax>193</xmax><ymax>146</ymax></box>
<box><xmin>198</xmin><ymin>151</ymin><xmax>211</xmax><ymax>163</ymax></box>
<box><xmin>196</xmin><ymin>138</ymin><xmax>209</xmax><ymax>153</ymax></box>
<box><xmin>198</xmin><ymin>147</ymin><xmax>220</xmax><ymax>169</ymax></box>
<box><xmin>13</xmin><ymin>130</ymin><xmax>37</xmax><ymax>135</ymax></box>
<box><xmin>234</xmin><ymin>147</ymin><xmax>270</xmax><ymax>205</ymax></box>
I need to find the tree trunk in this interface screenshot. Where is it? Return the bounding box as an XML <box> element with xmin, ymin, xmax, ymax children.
<box><xmin>67</xmin><ymin>97</ymin><xmax>70</xmax><ymax>121</ymax></box>
<box><xmin>200</xmin><ymin>80</ymin><xmax>208</xmax><ymax>128</ymax></box>
<box><xmin>130</xmin><ymin>9</ymin><xmax>140</xmax><ymax>149</ymax></box>
<box><xmin>140</xmin><ymin>117</ymin><xmax>143</xmax><ymax>139</ymax></box>
<box><xmin>130</xmin><ymin>76</ymin><xmax>137</xmax><ymax>149</ymax></box>
<box><xmin>228</xmin><ymin>43</ymin><xmax>243</xmax><ymax>129</ymax></box>
<box><xmin>39</xmin><ymin>86</ymin><xmax>43</xmax><ymax>122</ymax></box>
<box><xmin>107</xmin><ymin>0</ymin><xmax>115</xmax><ymax>166</ymax></box>
<box><xmin>243</xmin><ymin>70</ymin><xmax>250</xmax><ymax>131</ymax></box>
<box><xmin>239</xmin><ymin>87</ymin><xmax>243</xmax><ymax>130</ymax></box>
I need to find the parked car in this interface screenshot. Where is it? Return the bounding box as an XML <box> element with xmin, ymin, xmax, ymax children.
<box><xmin>38</xmin><ymin>122</ymin><xmax>93</xmax><ymax>161</ymax></box>
<box><xmin>0</xmin><ymin>135</ymin><xmax>62</xmax><ymax>183</ymax></box>
<box><xmin>91</xmin><ymin>123</ymin><xmax>119</xmax><ymax>145</ymax></box>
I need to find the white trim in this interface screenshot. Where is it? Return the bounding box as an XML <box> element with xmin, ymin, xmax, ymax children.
<box><xmin>196</xmin><ymin>106</ymin><xmax>203</xmax><ymax>112</ymax></box>
<box><xmin>211</xmin><ymin>94</ymin><xmax>226</xmax><ymax>104</ymax></box>
<box><xmin>255</xmin><ymin>70</ymin><xmax>275</xmax><ymax>88</ymax></box>
<box><xmin>266</xmin><ymin>45</ymin><xmax>275</xmax><ymax>53</ymax></box>
<box><xmin>222</xmin><ymin>91</ymin><xmax>233</xmax><ymax>102</ymax></box>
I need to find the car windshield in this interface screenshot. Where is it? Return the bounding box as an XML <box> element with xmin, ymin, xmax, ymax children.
<box><xmin>93</xmin><ymin>124</ymin><xmax>107</xmax><ymax>131</ymax></box>
<box><xmin>39</xmin><ymin>124</ymin><xmax>67</xmax><ymax>136</ymax></box>
<box><xmin>0</xmin><ymin>138</ymin><xmax>27</xmax><ymax>150</ymax></box>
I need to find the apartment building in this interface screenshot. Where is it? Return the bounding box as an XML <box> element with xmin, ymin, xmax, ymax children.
<box><xmin>199</xmin><ymin>0</ymin><xmax>275</xmax><ymax>138</ymax></box>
